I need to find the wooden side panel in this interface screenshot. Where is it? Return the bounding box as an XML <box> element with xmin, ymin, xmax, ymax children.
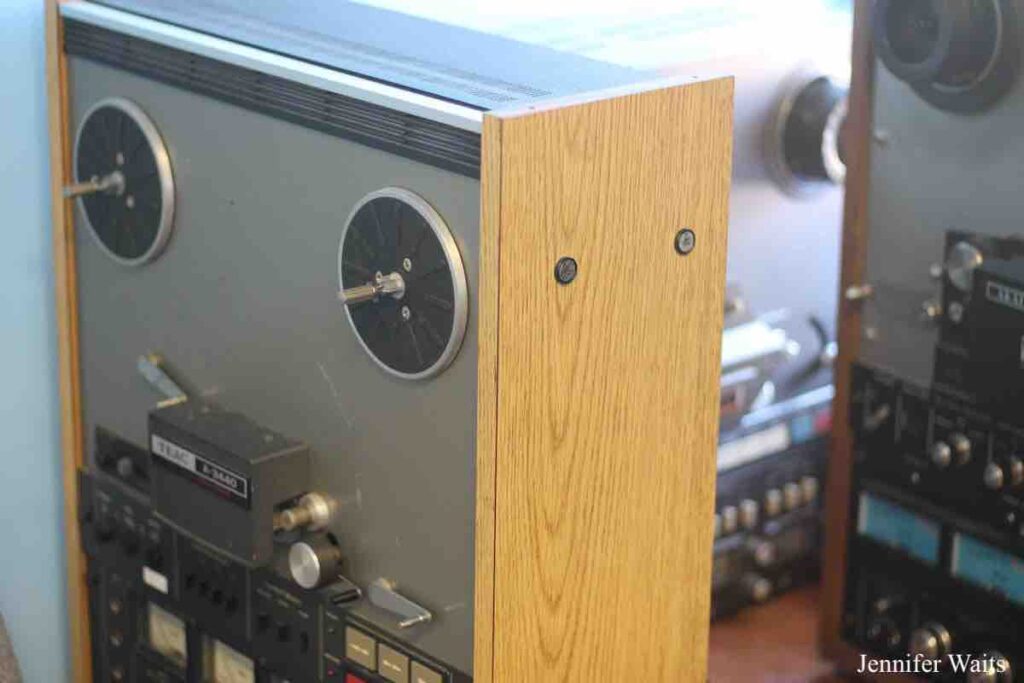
<box><xmin>46</xmin><ymin>1</ymin><xmax>92</xmax><ymax>681</ymax></box>
<box><xmin>474</xmin><ymin>115</ymin><xmax>503</xmax><ymax>683</ymax></box>
<box><xmin>821</xmin><ymin>0</ymin><xmax>880</xmax><ymax>671</ymax></box>
<box><xmin>479</xmin><ymin>77</ymin><xmax>733</xmax><ymax>681</ymax></box>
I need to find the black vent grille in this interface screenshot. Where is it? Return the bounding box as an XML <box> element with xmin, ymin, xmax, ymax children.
<box><xmin>64</xmin><ymin>20</ymin><xmax>482</xmax><ymax>178</ymax></box>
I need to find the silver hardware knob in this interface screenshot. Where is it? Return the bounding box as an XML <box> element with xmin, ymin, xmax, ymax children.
<box><xmin>274</xmin><ymin>492</ymin><xmax>335</xmax><ymax>533</ymax></box>
<box><xmin>783</xmin><ymin>482</ymin><xmax>802</xmax><ymax>511</ymax></box>
<box><xmin>289</xmin><ymin>537</ymin><xmax>343</xmax><ymax>590</ymax></box>
<box><xmin>946</xmin><ymin>241</ymin><xmax>984</xmax><ymax>293</ymax></box>
<box><xmin>949</xmin><ymin>432</ymin><xmax>972</xmax><ymax>465</ymax></box>
<box><xmin>909</xmin><ymin>622</ymin><xmax>952</xmax><ymax>660</ymax></box>
<box><xmin>338</xmin><ymin>271</ymin><xmax>405</xmax><ymax>306</ymax></box>
<box><xmin>742</xmin><ymin>574</ymin><xmax>772</xmax><ymax>603</ymax></box>
<box><xmin>966</xmin><ymin>651</ymin><xmax>1012</xmax><ymax>683</ymax></box>
<box><xmin>739</xmin><ymin>499</ymin><xmax>759</xmax><ymax>530</ymax></box>
<box><xmin>1007</xmin><ymin>456</ymin><xmax>1024</xmax><ymax>487</ymax></box>
<box><xmin>749</xmin><ymin>538</ymin><xmax>777</xmax><ymax>568</ymax></box>
<box><xmin>985</xmin><ymin>462</ymin><xmax>1006</xmax><ymax>491</ymax></box>
<box><xmin>720</xmin><ymin>506</ymin><xmax>739</xmax><ymax>535</ymax></box>
<box><xmin>931</xmin><ymin>441</ymin><xmax>953</xmax><ymax>469</ymax></box>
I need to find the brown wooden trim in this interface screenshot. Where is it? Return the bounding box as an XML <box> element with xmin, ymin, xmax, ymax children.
<box><xmin>473</xmin><ymin>115</ymin><xmax>503</xmax><ymax>683</ymax></box>
<box><xmin>47</xmin><ymin>1</ymin><xmax>92</xmax><ymax>681</ymax></box>
<box><xmin>820</xmin><ymin>0</ymin><xmax>876</xmax><ymax>666</ymax></box>
<box><xmin>476</xmin><ymin>77</ymin><xmax>733</xmax><ymax>681</ymax></box>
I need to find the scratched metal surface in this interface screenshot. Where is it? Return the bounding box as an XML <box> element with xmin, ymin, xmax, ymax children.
<box><xmin>71</xmin><ymin>58</ymin><xmax>480</xmax><ymax>671</ymax></box>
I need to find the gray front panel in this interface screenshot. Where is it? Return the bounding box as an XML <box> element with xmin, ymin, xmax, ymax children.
<box><xmin>861</xmin><ymin>0</ymin><xmax>1024</xmax><ymax>385</ymax></box>
<box><xmin>70</xmin><ymin>58</ymin><xmax>479</xmax><ymax>671</ymax></box>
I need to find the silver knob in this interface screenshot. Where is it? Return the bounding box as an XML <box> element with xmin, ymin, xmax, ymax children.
<box><xmin>749</xmin><ymin>538</ymin><xmax>777</xmax><ymax>568</ymax></box>
<box><xmin>949</xmin><ymin>432</ymin><xmax>972</xmax><ymax>465</ymax></box>
<box><xmin>764</xmin><ymin>489</ymin><xmax>783</xmax><ymax>517</ymax></box>
<box><xmin>274</xmin><ymin>492</ymin><xmax>335</xmax><ymax>533</ymax></box>
<box><xmin>946</xmin><ymin>241</ymin><xmax>984</xmax><ymax>293</ymax></box>
<box><xmin>908</xmin><ymin>622</ymin><xmax>952</xmax><ymax>660</ymax></box>
<box><xmin>783</xmin><ymin>482</ymin><xmax>802</xmax><ymax>511</ymax></box>
<box><xmin>1008</xmin><ymin>456</ymin><xmax>1024</xmax><ymax>487</ymax></box>
<box><xmin>931</xmin><ymin>441</ymin><xmax>953</xmax><ymax>469</ymax></box>
<box><xmin>288</xmin><ymin>538</ymin><xmax>343</xmax><ymax>590</ymax></box>
<box><xmin>966</xmin><ymin>651</ymin><xmax>1012</xmax><ymax>683</ymax></box>
<box><xmin>985</xmin><ymin>462</ymin><xmax>1006</xmax><ymax>491</ymax></box>
<box><xmin>720</xmin><ymin>506</ymin><xmax>739</xmax><ymax>535</ymax></box>
<box><xmin>338</xmin><ymin>271</ymin><xmax>405</xmax><ymax>306</ymax></box>
<box><xmin>739</xmin><ymin>499</ymin><xmax>759</xmax><ymax>530</ymax></box>
<box><xmin>742</xmin><ymin>574</ymin><xmax>772</xmax><ymax>603</ymax></box>
<box><xmin>800</xmin><ymin>476</ymin><xmax>820</xmax><ymax>505</ymax></box>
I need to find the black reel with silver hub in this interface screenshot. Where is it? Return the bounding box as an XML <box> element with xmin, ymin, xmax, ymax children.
<box><xmin>337</xmin><ymin>188</ymin><xmax>468</xmax><ymax>380</ymax></box>
<box><xmin>70</xmin><ymin>97</ymin><xmax>175</xmax><ymax>266</ymax></box>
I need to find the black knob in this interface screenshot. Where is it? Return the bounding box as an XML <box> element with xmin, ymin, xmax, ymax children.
<box><xmin>873</xmin><ymin>0</ymin><xmax>1017</xmax><ymax>111</ymax></box>
<box><xmin>779</xmin><ymin>76</ymin><xmax>848</xmax><ymax>185</ymax></box>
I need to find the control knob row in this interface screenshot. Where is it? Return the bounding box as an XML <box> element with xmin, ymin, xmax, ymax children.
<box><xmin>909</xmin><ymin>622</ymin><xmax>952</xmax><ymax>660</ymax></box>
<box><xmin>984</xmin><ymin>457</ymin><xmax>1024</xmax><ymax>491</ymax></box>
<box><xmin>930</xmin><ymin>432</ymin><xmax>971</xmax><ymax>469</ymax></box>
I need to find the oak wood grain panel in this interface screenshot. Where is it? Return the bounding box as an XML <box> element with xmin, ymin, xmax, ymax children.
<box><xmin>474</xmin><ymin>115</ymin><xmax>503</xmax><ymax>683</ymax></box>
<box><xmin>821</xmin><ymin>0</ymin><xmax>876</xmax><ymax>667</ymax></box>
<box><xmin>486</xmin><ymin>77</ymin><xmax>733</xmax><ymax>681</ymax></box>
<box><xmin>47</xmin><ymin>1</ymin><xmax>92</xmax><ymax>680</ymax></box>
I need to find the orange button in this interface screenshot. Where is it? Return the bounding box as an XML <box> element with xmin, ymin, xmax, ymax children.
<box><xmin>345</xmin><ymin>674</ymin><xmax>366</xmax><ymax>683</ymax></box>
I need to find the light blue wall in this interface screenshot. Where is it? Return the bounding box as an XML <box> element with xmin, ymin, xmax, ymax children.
<box><xmin>0</xmin><ymin>1</ymin><xmax>71</xmax><ymax>681</ymax></box>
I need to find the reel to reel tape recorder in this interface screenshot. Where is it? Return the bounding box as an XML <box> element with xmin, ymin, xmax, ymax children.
<box><xmin>49</xmin><ymin>1</ymin><xmax>734</xmax><ymax>681</ymax></box>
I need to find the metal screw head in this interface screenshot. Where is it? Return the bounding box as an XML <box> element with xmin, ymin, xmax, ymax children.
<box><xmin>115</xmin><ymin>151</ymin><xmax>125</xmax><ymax>166</ymax></box>
<box><xmin>554</xmin><ymin>257</ymin><xmax>578</xmax><ymax>285</ymax></box>
<box><xmin>402</xmin><ymin>257</ymin><xmax>413</xmax><ymax>272</ymax></box>
<box><xmin>674</xmin><ymin>229</ymin><xmax>696</xmax><ymax>255</ymax></box>
<box><xmin>401</xmin><ymin>305</ymin><xmax>412</xmax><ymax>321</ymax></box>
<box><xmin>125</xmin><ymin>195</ymin><xmax>135</xmax><ymax>209</ymax></box>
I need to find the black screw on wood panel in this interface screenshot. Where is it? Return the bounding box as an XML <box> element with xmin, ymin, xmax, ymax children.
<box><xmin>675</xmin><ymin>228</ymin><xmax>696</xmax><ymax>255</ymax></box>
<box><xmin>554</xmin><ymin>257</ymin><xmax>578</xmax><ymax>285</ymax></box>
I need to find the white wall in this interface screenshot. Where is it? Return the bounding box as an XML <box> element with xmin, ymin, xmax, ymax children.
<box><xmin>0</xmin><ymin>0</ymin><xmax>71</xmax><ymax>680</ymax></box>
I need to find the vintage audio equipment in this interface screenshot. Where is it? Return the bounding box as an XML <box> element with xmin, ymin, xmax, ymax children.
<box><xmin>48</xmin><ymin>1</ymin><xmax>733</xmax><ymax>681</ymax></box>
<box><xmin>824</xmin><ymin>1</ymin><xmax>1024</xmax><ymax>680</ymax></box>
<box><xmin>712</xmin><ymin>384</ymin><xmax>832</xmax><ymax>618</ymax></box>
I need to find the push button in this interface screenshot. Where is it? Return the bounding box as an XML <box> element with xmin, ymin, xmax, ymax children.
<box><xmin>345</xmin><ymin>627</ymin><xmax>376</xmax><ymax>670</ymax></box>
<box><xmin>378</xmin><ymin>643</ymin><xmax>409</xmax><ymax>682</ymax></box>
<box><xmin>411</xmin><ymin>661</ymin><xmax>444</xmax><ymax>683</ymax></box>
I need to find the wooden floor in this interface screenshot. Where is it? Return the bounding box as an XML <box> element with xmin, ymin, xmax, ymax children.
<box><xmin>709</xmin><ymin>586</ymin><xmax>844</xmax><ymax>682</ymax></box>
